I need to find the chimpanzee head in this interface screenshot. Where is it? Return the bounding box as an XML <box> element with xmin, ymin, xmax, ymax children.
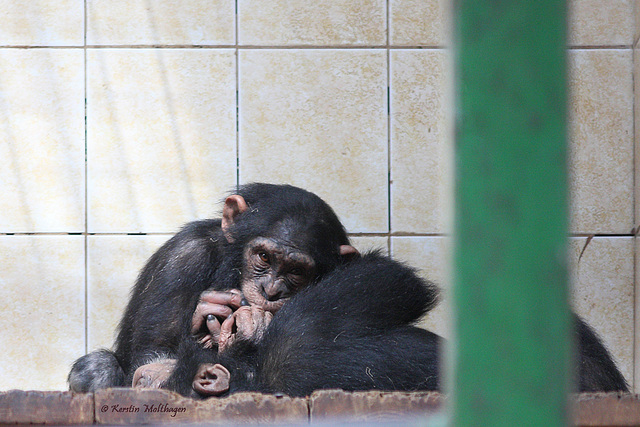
<box><xmin>220</xmin><ymin>183</ymin><xmax>358</xmax><ymax>312</ymax></box>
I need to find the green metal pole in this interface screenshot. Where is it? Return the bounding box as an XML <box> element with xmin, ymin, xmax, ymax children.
<box><xmin>451</xmin><ymin>1</ymin><xmax>570</xmax><ymax>426</ymax></box>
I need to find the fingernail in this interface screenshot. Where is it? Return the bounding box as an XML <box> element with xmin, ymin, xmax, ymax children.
<box><xmin>241</xmin><ymin>298</ymin><xmax>249</xmax><ymax>306</ymax></box>
<box><xmin>206</xmin><ymin>314</ymin><xmax>216</xmax><ymax>322</ymax></box>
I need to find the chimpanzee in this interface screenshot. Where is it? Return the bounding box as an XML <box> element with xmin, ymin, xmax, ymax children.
<box><xmin>68</xmin><ymin>183</ymin><xmax>358</xmax><ymax>393</ymax></box>
<box><xmin>160</xmin><ymin>251</ymin><xmax>442</xmax><ymax>397</ymax></box>
<box><xmin>142</xmin><ymin>251</ymin><xmax>628</xmax><ymax>397</ymax></box>
<box><xmin>576</xmin><ymin>315</ymin><xmax>629</xmax><ymax>392</ymax></box>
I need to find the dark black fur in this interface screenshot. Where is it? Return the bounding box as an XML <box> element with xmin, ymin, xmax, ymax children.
<box><xmin>575</xmin><ymin>314</ymin><xmax>628</xmax><ymax>392</ymax></box>
<box><xmin>68</xmin><ymin>183</ymin><xmax>351</xmax><ymax>392</ymax></box>
<box><xmin>165</xmin><ymin>252</ymin><xmax>442</xmax><ymax>397</ymax></box>
<box><xmin>165</xmin><ymin>252</ymin><xmax>628</xmax><ymax>397</ymax></box>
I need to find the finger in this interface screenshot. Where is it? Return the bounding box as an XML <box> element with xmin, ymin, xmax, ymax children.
<box><xmin>218</xmin><ymin>315</ymin><xmax>236</xmax><ymax>352</ymax></box>
<box><xmin>191</xmin><ymin>308</ymin><xmax>205</xmax><ymax>334</ymax></box>
<box><xmin>192</xmin><ymin>303</ymin><xmax>233</xmax><ymax>334</ymax></box>
<box><xmin>260</xmin><ymin>297</ymin><xmax>289</xmax><ymax>313</ymax></box>
<box><xmin>226</xmin><ymin>289</ymin><xmax>250</xmax><ymax>306</ymax></box>
<box><xmin>199</xmin><ymin>290</ymin><xmax>245</xmax><ymax>309</ymax></box>
<box><xmin>233</xmin><ymin>306</ymin><xmax>253</xmax><ymax>335</ymax></box>
<box><xmin>197</xmin><ymin>334</ymin><xmax>214</xmax><ymax>349</ymax></box>
<box><xmin>206</xmin><ymin>313</ymin><xmax>222</xmax><ymax>336</ymax></box>
<box><xmin>200</xmin><ymin>303</ymin><xmax>234</xmax><ymax>319</ymax></box>
<box><xmin>251</xmin><ymin>307</ymin><xmax>271</xmax><ymax>339</ymax></box>
<box><xmin>264</xmin><ymin>310</ymin><xmax>274</xmax><ymax>326</ymax></box>
<box><xmin>251</xmin><ymin>306</ymin><xmax>265</xmax><ymax>328</ymax></box>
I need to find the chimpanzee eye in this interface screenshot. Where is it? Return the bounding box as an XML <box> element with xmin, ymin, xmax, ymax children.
<box><xmin>258</xmin><ymin>252</ymin><xmax>270</xmax><ymax>263</ymax></box>
<box><xmin>289</xmin><ymin>267</ymin><xmax>303</xmax><ymax>276</ymax></box>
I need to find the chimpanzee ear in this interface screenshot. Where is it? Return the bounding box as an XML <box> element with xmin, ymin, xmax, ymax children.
<box><xmin>192</xmin><ymin>363</ymin><xmax>230</xmax><ymax>397</ymax></box>
<box><xmin>222</xmin><ymin>195</ymin><xmax>249</xmax><ymax>242</ymax></box>
<box><xmin>339</xmin><ymin>245</ymin><xmax>360</xmax><ymax>262</ymax></box>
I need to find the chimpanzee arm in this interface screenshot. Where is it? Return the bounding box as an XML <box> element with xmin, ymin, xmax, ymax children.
<box><xmin>253</xmin><ymin>326</ymin><xmax>441</xmax><ymax>397</ymax></box>
<box><xmin>69</xmin><ymin>219</ymin><xmax>227</xmax><ymax>392</ymax></box>
<box><xmin>276</xmin><ymin>251</ymin><xmax>439</xmax><ymax>330</ymax></box>
<box><xmin>114</xmin><ymin>220</ymin><xmax>229</xmax><ymax>378</ymax></box>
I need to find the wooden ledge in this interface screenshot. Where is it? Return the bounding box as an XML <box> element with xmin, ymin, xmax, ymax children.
<box><xmin>0</xmin><ymin>389</ymin><xmax>636</xmax><ymax>425</ymax></box>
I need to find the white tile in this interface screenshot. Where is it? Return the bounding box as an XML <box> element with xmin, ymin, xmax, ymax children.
<box><xmin>0</xmin><ymin>0</ymin><xmax>83</xmax><ymax>46</ymax></box>
<box><xmin>87</xmin><ymin>0</ymin><xmax>235</xmax><ymax>45</ymax></box>
<box><xmin>0</xmin><ymin>49</ymin><xmax>85</xmax><ymax>232</ymax></box>
<box><xmin>239</xmin><ymin>49</ymin><xmax>388</xmax><ymax>233</ymax></box>
<box><xmin>568</xmin><ymin>0</ymin><xmax>635</xmax><ymax>46</ymax></box>
<box><xmin>391</xmin><ymin>49</ymin><xmax>452</xmax><ymax>234</ymax></box>
<box><xmin>568</xmin><ymin>49</ymin><xmax>634</xmax><ymax>234</ymax></box>
<box><xmin>0</xmin><ymin>235</ymin><xmax>84</xmax><ymax>391</ymax></box>
<box><xmin>87</xmin><ymin>49</ymin><xmax>237</xmax><ymax>233</ymax></box>
<box><xmin>389</xmin><ymin>0</ymin><xmax>449</xmax><ymax>46</ymax></box>
<box><xmin>238</xmin><ymin>0</ymin><xmax>386</xmax><ymax>45</ymax></box>
<box><xmin>349</xmin><ymin>236</ymin><xmax>389</xmax><ymax>256</ymax></box>
<box><xmin>391</xmin><ymin>236</ymin><xmax>451</xmax><ymax>339</ymax></box>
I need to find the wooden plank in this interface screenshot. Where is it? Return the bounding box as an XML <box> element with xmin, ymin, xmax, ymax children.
<box><xmin>573</xmin><ymin>393</ymin><xmax>640</xmax><ymax>427</ymax></box>
<box><xmin>0</xmin><ymin>390</ymin><xmax>638</xmax><ymax>424</ymax></box>
<box><xmin>0</xmin><ymin>390</ymin><xmax>94</xmax><ymax>424</ymax></box>
<box><xmin>94</xmin><ymin>388</ymin><xmax>308</xmax><ymax>425</ymax></box>
<box><xmin>309</xmin><ymin>389</ymin><xmax>444</xmax><ymax>423</ymax></box>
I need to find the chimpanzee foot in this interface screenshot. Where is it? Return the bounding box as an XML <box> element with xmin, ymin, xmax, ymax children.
<box><xmin>68</xmin><ymin>349</ymin><xmax>125</xmax><ymax>393</ymax></box>
<box><xmin>132</xmin><ymin>359</ymin><xmax>177</xmax><ymax>389</ymax></box>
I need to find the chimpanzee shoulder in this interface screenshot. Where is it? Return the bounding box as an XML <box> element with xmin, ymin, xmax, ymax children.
<box><xmin>131</xmin><ymin>219</ymin><xmax>226</xmax><ymax>296</ymax></box>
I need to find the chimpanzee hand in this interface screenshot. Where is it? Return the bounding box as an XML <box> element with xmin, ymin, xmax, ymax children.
<box><xmin>218</xmin><ymin>306</ymin><xmax>273</xmax><ymax>352</ymax></box>
<box><xmin>192</xmin><ymin>289</ymin><xmax>247</xmax><ymax>349</ymax></box>
<box><xmin>132</xmin><ymin>359</ymin><xmax>177</xmax><ymax>389</ymax></box>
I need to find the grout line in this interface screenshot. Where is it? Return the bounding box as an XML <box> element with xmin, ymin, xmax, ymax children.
<box><xmin>632</xmin><ymin>39</ymin><xmax>638</xmax><ymax>391</ymax></box>
<box><xmin>0</xmin><ymin>44</ymin><xmax>447</xmax><ymax>50</ymax></box>
<box><xmin>83</xmin><ymin>0</ymin><xmax>89</xmax><ymax>356</ymax></box>
<box><xmin>0</xmin><ymin>44</ymin><xmax>634</xmax><ymax>50</ymax></box>
<box><xmin>1</xmin><ymin>232</ymin><xmax>637</xmax><ymax>238</ymax></box>
<box><xmin>386</xmin><ymin>0</ymin><xmax>392</xmax><ymax>256</ymax></box>
<box><xmin>567</xmin><ymin>45</ymin><xmax>635</xmax><ymax>50</ymax></box>
<box><xmin>235</xmin><ymin>0</ymin><xmax>240</xmax><ymax>188</ymax></box>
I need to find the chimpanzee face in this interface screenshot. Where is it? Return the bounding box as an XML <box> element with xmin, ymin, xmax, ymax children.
<box><xmin>240</xmin><ymin>236</ymin><xmax>316</xmax><ymax>313</ymax></box>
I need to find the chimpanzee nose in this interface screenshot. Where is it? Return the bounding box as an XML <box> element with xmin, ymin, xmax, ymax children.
<box><xmin>263</xmin><ymin>282</ymin><xmax>286</xmax><ymax>301</ymax></box>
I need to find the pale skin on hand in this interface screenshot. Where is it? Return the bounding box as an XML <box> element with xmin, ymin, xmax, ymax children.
<box><xmin>191</xmin><ymin>289</ymin><xmax>246</xmax><ymax>349</ymax></box>
<box><xmin>218</xmin><ymin>305</ymin><xmax>274</xmax><ymax>352</ymax></box>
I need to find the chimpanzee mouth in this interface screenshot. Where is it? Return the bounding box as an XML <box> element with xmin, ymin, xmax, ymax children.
<box><xmin>259</xmin><ymin>297</ymin><xmax>288</xmax><ymax>313</ymax></box>
<box><xmin>248</xmin><ymin>294</ymin><xmax>288</xmax><ymax>313</ymax></box>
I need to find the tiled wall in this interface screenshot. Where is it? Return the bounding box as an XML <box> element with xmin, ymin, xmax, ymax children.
<box><xmin>0</xmin><ymin>0</ymin><xmax>636</xmax><ymax>393</ymax></box>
